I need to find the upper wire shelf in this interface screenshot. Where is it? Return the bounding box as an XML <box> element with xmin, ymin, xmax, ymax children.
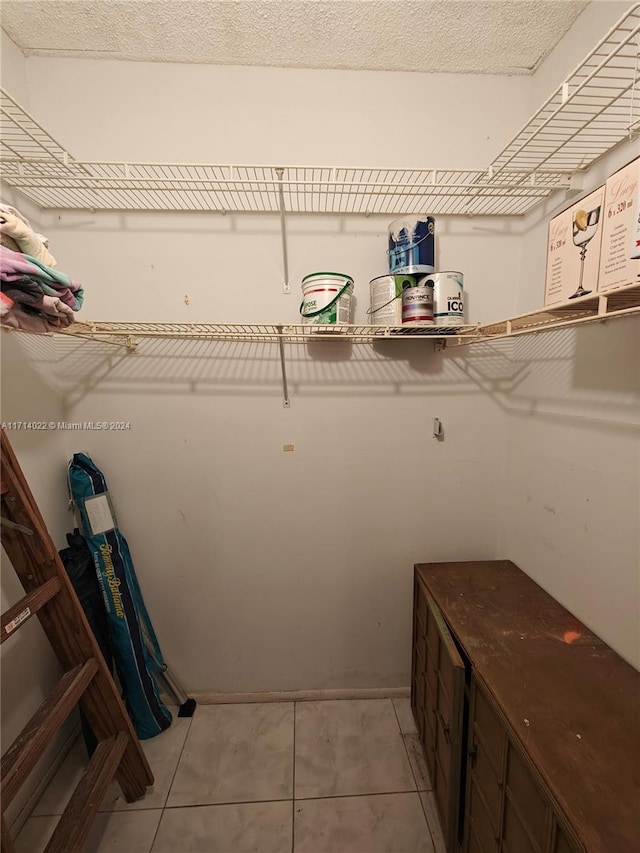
<box><xmin>491</xmin><ymin>3</ymin><xmax>640</xmax><ymax>175</ymax></box>
<box><xmin>0</xmin><ymin>160</ymin><xmax>568</xmax><ymax>216</ymax></box>
<box><xmin>0</xmin><ymin>4</ymin><xmax>638</xmax><ymax>216</ymax></box>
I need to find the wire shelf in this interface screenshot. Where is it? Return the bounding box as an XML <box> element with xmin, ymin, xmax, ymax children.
<box><xmin>491</xmin><ymin>3</ymin><xmax>640</xmax><ymax>174</ymax></box>
<box><xmin>0</xmin><ymin>161</ymin><xmax>569</xmax><ymax>216</ymax></box>
<box><xmin>62</xmin><ymin>322</ymin><xmax>483</xmax><ymax>344</ymax></box>
<box><xmin>479</xmin><ymin>282</ymin><xmax>640</xmax><ymax>339</ymax></box>
<box><xmin>0</xmin><ymin>6</ymin><xmax>637</xmax><ymax>215</ymax></box>
<box><xmin>0</xmin><ymin>89</ymin><xmax>76</xmax><ymax>166</ymax></box>
<box><xmin>21</xmin><ymin>283</ymin><xmax>634</xmax><ymax>348</ymax></box>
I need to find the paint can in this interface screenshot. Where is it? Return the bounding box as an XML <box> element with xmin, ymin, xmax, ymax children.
<box><xmin>368</xmin><ymin>274</ymin><xmax>416</xmax><ymax>326</ymax></box>
<box><xmin>401</xmin><ymin>282</ymin><xmax>434</xmax><ymax>326</ymax></box>
<box><xmin>421</xmin><ymin>272</ymin><xmax>465</xmax><ymax>326</ymax></box>
<box><xmin>388</xmin><ymin>216</ymin><xmax>435</xmax><ymax>274</ymax></box>
<box><xmin>300</xmin><ymin>272</ymin><xmax>354</xmax><ymax>326</ymax></box>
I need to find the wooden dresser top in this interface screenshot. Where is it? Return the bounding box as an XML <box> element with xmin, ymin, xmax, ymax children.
<box><xmin>415</xmin><ymin>560</ymin><xmax>640</xmax><ymax>853</ymax></box>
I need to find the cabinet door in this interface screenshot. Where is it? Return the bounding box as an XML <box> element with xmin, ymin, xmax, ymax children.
<box><xmin>502</xmin><ymin>740</ymin><xmax>551</xmax><ymax>853</ymax></box>
<box><xmin>411</xmin><ymin>575</ymin><xmax>428</xmax><ymax>742</ymax></box>
<box><xmin>551</xmin><ymin>819</ymin><xmax>582</xmax><ymax>853</ymax></box>
<box><xmin>465</xmin><ymin>680</ymin><xmax>507</xmax><ymax>853</ymax></box>
<box><xmin>419</xmin><ymin>582</ymin><xmax>466</xmax><ymax>852</ymax></box>
<box><xmin>464</xmin><ymin>679</ymin><xmax>582</xmax><ymax>853</ymax></box>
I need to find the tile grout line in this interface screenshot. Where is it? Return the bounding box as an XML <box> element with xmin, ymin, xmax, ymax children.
<box><xmin>390</xmin><ymin>697</ymin><xmax>421</xmax><ymax>791</ymax></box>
<box><xmin>391</xmin><ymin>698</ymin><xmax>438</xmax><ymax>853</ymax></box>
<box><xmin>295</xmin><ymin>789</ymin><xmax>423</xmax><ymax>802</ymax></box>
<box><xmin>291</xmin><ymin>701</ymin><xmax>296</xmax><ymax>853</ymax></box>
<box><xmin>148</xmin><ymin>712</ymin><xmax>195</xmax><ymax>851</ymax></box>
<box><xmin>161</xmin><ymin>791</ymin><xmax>420</xmax><ymax>807</ymax></box>
<box><xmin>163</xmin><ymin>797</ymin><xmax>293</xmax><ymax>810</ymax></box>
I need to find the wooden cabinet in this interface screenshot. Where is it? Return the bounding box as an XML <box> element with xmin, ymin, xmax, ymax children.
<box><xmin>411</xmin><ymin>578</ymin><xmax>465</xmax><ymax>850</ymax></box>
<box><xmin>411</xmin><ymin>561</ymin><xmax>640</xmax><ymax>853</ymax></box>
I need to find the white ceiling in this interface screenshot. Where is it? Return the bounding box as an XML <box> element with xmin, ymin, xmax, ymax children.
<box><xmin>1</xmin><ymin>0</ymin><xmax>588</xmax><ymax>75</ymax></box>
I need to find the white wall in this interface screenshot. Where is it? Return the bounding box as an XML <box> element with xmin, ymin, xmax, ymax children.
<box><xmin>1</xmin><ymin>1</ymin><xmax>638</xmax><ymax>708</ymax></box>
<box><xmin>501</xmin><ymin>5</ymin><xmax>640</xmax><ymax>668</ymax></box>
<box><xmin>0</xmin><ymin>28</ymin><xmax>29</xmax><ymax>104</ymax></box>
<box><xmin>23</xmin><ymin>57</ymin><xmax>528</xmax><ymax>167</ymax></box>
<box><xmin>528</xmin><ymin>1</ymin><xmax>632</xmax><ymax>111</ymax></box>
<box><xmin>3</xmin><ymin>56</ymin><xmax>531</xmax><ymax>693</ymax></box>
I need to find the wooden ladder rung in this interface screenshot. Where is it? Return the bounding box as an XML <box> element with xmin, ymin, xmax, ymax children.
<box><xmin>1</xmin><ymin>578</ymin><xmax>62</xmax><ymax>645</ymax></box>
<box><xmin>44</xmin><ymin>732</ymin><xmax>128</xmax><ymax>853</ymax></box>
<box><xmin>0</xmin><ymin>659</ymin><xmax>99</xmax><ymax>809</ymax></box>
<box><xmin>1</xmin><ymin>814</ymin><xmax>15</xmax><ymax>853</ymax></box>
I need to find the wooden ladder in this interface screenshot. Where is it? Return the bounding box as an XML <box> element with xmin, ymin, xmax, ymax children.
<box><xmin>0</xmin><ymin>430</ymin><xmax>153</xmax><ymax>853</ymax></box>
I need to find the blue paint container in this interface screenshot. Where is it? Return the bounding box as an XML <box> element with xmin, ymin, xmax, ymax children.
<box><xmin>388</xmin><ymin>216</ymin><xmax>435</xmax><ymax>274</ymax></box>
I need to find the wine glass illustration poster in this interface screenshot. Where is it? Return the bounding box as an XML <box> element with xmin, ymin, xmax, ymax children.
<box><xmin>544</xmin><ymin>186</ymin><xmax>605</xmax><ymax>306</ymax></box>
<box><xmin>597</xmin><ymin>157</ymin><xmax>640</xmax><ymax>292</ymax></box>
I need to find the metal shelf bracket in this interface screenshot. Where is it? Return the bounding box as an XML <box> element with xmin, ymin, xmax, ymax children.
<box><xmin>276</xmin><ymin>168</ymin><xmax>290</xmax><ymax>294</ymax></box>
<box><xmin>276</xmin><ymin>325</ymin><xmax>290</xmax><ymax>408</ymax></box>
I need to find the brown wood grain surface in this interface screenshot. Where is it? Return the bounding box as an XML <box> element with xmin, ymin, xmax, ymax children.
<box><xmin>1</xmin><ymin>660</ymin><xmax>98</xmax><ymax>808</ymax></box>
<box><xmin>44</xmin><ymin>732</ymin><xmax>128</xmax><ymax>853</ymax></box>
<box><xmin>0</xmin><ymin>815</ymin><xmax>15</xmax><ymax>853</ymax></box>
<box><xmin>1</xmin><ymin>577</ymin><xmax>62</xmax><ymax>644</ymax></box>
<box><xmin>416</xmin><ymin>560</ymin><xmax>640</xmax><ymax>853</ymax></box>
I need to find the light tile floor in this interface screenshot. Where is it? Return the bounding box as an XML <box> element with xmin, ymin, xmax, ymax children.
<box><xmin>16</xmin><ymin>698</ymin><xmax>446</xmax><ymax>853</ymax></box>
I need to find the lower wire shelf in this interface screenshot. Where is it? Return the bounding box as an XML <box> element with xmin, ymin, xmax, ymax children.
<box><xmin>54</xmin><ymin>280</ymin><xmax>640</xmax><ymax>348</ymax></box>
<box><xmin>2</xmin><ymin>282</ymin><xmax>639</xmax><ymax>351</ymax></box>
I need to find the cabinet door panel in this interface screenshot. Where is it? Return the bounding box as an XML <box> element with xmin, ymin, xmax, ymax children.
<box><xmin>472</xmin><ymin>687</ymin><xmax>505</xmax><ymax>774</ymax></box>
<box><xmin>416</xmin><ymin>583</ymin><xmax>428</xmax><ymax>638</ymax></box>
<box><xmin>420</xmin><ymin>583</ymin><xmax>466</xmax><ymax>853</ymax></box>
<box><xmin>470</xmin><ymin>734</ymin><xmax>502</xmax><ymax>832</ymax></box>
<box><xmin>411</xmin><ymin>577</ymin><xmax>427</xmax><ymax>729</ymax></box>
<box><xmin>502</xmin><ymin>798</ymin><xmax>539</xmax><ymax>853</ymax></box>
<box><xmin>505</xmin><ymin>743</ymin><xmax>548</xmax><ymax>848</ymax></box>
<box><xmin>467</xmin><ymin>825</ymin><xmax>486</xmax><ymax>853</ymax></box>
<box><xmin>468</xmin><ymin>781</ymin><xmax>499</xmax><ymax>853</ymax></box>
<box><xmin>553</xmin><ymin>820</ymin><xmax>582</xmax><ymax>853</ymax></box>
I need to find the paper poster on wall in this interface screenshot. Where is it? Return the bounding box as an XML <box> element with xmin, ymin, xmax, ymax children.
<box><xmin>597</xmin><ymin>157</ymin><xmax>640</xmax><ymax>292</ymax></box>
<box><xmin>544</xmin><ymin>187</ymin><xmax>605</xmax><ymax>306</ymax></box>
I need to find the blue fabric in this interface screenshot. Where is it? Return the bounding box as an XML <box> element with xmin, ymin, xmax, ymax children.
<box><xmin>68</xmin><ymin>453</ymin><xmax>172</xmax><ymax>739</ymax></box>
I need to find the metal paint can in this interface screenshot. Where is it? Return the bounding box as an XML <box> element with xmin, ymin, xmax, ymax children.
<box><xmin>421</xmin><ymin>272</ymin><xmax>465</xmax><ymax>326</ymax></box>
<box><xmin>388</xmin><ymin>216</ymin><xmax>435</xmax><ymax>274</ymax></box>
<box><xmin>401</xmin><ymin>282</ymin><xmax>434</xmax><ymax>325</ymax></box>
<box><xmin>368</xmin><ymin>274</ymin><xmax>416</xmax><ymax>326</ymax></box>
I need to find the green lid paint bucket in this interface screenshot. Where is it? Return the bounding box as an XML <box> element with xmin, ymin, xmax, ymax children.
<box><xmin>300</xmin><ymin>272</ymin><xmax>354</xmax><ymax>327</ymax></box>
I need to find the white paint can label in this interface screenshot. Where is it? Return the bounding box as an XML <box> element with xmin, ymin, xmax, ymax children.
<box><xmin>401</xmin><ymin>284</ymin><xmax>434</xmax><ymax>325</ymax></box>
<box><xmin>300</xmin><ymin>273</ymin><xmax>354</xmax><ymax>325</ymax></box>
<box><xmin>421</xmin><ymin>272</ymin><xmax>465</xmax><ymax>326</ymax></box>
<box><xmin>369</xmin><ymin>274</ymin><xmax>415</xmax><ymax>325</ymax></box>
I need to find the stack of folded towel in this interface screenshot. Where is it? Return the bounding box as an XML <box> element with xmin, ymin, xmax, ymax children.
<box><xmin>1</xmin><ymin>203</ymin><xmax>84</xmax><ymax>333</ymax></box>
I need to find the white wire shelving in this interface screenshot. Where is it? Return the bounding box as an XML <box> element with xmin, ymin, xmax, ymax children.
<box><xmin>491</xmin><ymin>2</ymin><xmax>640</xmax><ymax>175</ymax></box>
<box><xmin>2</xmin><ymin>283</ymin><xmax>638</xmax><ymax>406</ymax></box>
<box><xmin>52</xmin><ymin>281</ymin><xmax>640</xmax><ymax>348</ymax></box>
<box><xmin>0</xmin><ymin>5</ymin><xmax>638</xmax><ymax>403</ymax></box>
<box><xmin>0</xmin><ymin>6</ymin><xmax>638</xmax><ymax>218</ymax></box>
<box><xmin>0</xmin><ymin>158</ymin><xmax>571</xmax><ymax>217</ymax></box>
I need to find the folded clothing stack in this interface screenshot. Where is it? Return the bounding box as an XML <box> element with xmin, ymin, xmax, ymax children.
<box><xmin>0</xmin><ymin>203</ymin><xmax>84</xmax><ymax>333</ymax></box>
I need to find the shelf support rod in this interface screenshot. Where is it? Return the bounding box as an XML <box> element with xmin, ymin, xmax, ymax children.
<box><xmin>276</xmin><ymin>168</ymin><xmax>290</xmax><ymax>294</ymax></box>
<box><xmin>276</xmin><ymin>325</ymin><xmax>290</xmax><ymax>408</ymax></box>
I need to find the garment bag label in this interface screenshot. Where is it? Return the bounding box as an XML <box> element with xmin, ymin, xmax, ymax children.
<box><xmin>85</xmin><ymin>493</ymin><xmax>116</xmax><ymax>535</ymax></box>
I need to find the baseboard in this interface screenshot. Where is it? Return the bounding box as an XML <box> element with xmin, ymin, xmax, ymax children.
<box><xmin>8</xmin><ymin>721</ymin><xmax>81</xmax><ymax>836</ymax></box>
<box><xmin>191</xmin><ymin>686</ymin><xmax>411</xmax><ymax>704</ymax></box>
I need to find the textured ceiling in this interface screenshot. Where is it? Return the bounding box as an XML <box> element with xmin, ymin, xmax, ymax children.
<box><xmin>0</xmin><ymin>1</ymin><xmax>588</xmax><ymax>75</ymax></box>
